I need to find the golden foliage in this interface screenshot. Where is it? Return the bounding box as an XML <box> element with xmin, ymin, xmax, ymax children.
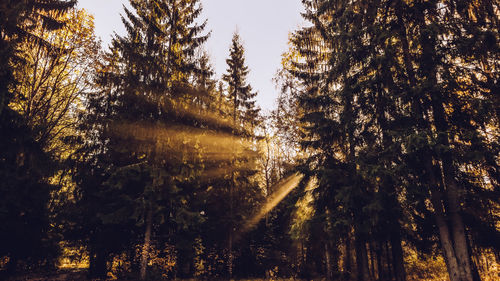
<box><xmin>57</xmin><ymin>245</ymin><xmax>89</xmax><ymax>270</ymax></box>
<box><xmin>0</xmin><ymin>256</ymin><xmax>10</xmax><ymax>270</ymax></box>
<box><xmin>405</xmin><ymin>248</ymin><xmax>449</xmax><ymax>281</ymax></box>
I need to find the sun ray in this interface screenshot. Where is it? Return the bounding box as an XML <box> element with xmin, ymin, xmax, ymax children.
<box><xmin>241</xmin><ymin>173</ymin><xmax>304</xmax><ymax>233</ymax></box>
<box><xmin>110</xmin><ymin>121</ymin><xmax>256</xmax><ymax>159</ymax></box>
<box><xmin>200</xmin><ymin>162</ymin><xmax>257</xmax><ymax>181</ymax></box>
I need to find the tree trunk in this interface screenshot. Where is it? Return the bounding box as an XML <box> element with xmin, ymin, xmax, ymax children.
<box><xmin>228</xmin><ymin>102</ymin><xmax>237</xmax><ymax>279</ymax></box>
<box><xmin>397</xmin><ymin>11</ymin><xmax>472</xmax><ymax>278</ymax></box>
<box><xmin>228</xmin><ymin>176</ymin><xmax>234</xmax><ymax>279</ymax></box>
<box><xmin>301</xmin><ymin>240</ymin><xmax>306</xmax><ymax>275</ymax></box>
<box><xmin>426</xmin><ymin>62</ymin><xmax>474</xmax><ymax>281</ymax></box>
<box><xmin>332</xmin><ymin>242</ymin><xmax>340</xmax><ymax>274</ymax></box>
<box><xmin>471</xmin><ymin>258</ymin><xmax>482</xmax><ymax>281</ymax></box>
<box><xmin>440</xmin><ymin>153</ymin><xmax>474</xmax><ymax>281</ymax></box>
<box><xmin>446</xmin><ymin>178</ymin><xmax>474</xmax><ymax>281</ymax></box>
<box><xmin>468</xmin><ymin>237</ymin><xmax>483</xmax><ymax>281</ymax></box>
<box><xmin>419</xmin><ymin>0</ymin><xmax>473</xmax><ymax>277</ymax></box>
<box><xmin>89</xmin><ymin>246</ymin><xmax>107</xmax><ymax>279</ymax></box>
<box><xmin>419</xmin><ymin>140</ymin><xmax>464</xmax><ymax>281</ymax></box>
<box><xmin>390</xmin><ymin>225</ymin><xmax>407</xmax><ymax>281</ymax></box>
<box><xmin>345</xmin><ymin>232</ymin><xmax>352</xmax><ymax>276</ymax></box>
<box><xmin>228</xmin><ymin>231</ymin><xmax>233</xmax><ymax>279</ymax></box>
<box><xmin>140</xmin><ymin>206</ymin><xmax>153</xmax><ymax>280</ymax></box>
<box><xmin>429</xmin><ymin>186</ymin><xmax>461</xmax><ymax>281</ymax></box>
<box><xmin>368</xmin><ymin>242</ymin><xmax>376</xmax><ymax>280</ymax></box>
<box><xmin>355</xmin><ymin>230</ymin><xmax>371</xmax><ymax>281</ymax></box>
<box><xmin>325</xmin><ymin>242</ymin><xmax>333</xmax><ymax>280</ymax></box>
<box><xmin>385</xmin><ymin>241</ymin><xmax>395</xmax><ymax>280</ymax></box>
<box><xmin>375</xmin><ymin>241</ymin><xmax>386</xmax><ymax>281</ymax></box>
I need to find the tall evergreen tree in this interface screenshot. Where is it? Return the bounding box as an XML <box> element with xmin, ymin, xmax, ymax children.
<box><xmin>286</xmin><ymin>1</ymin><xmax>499</xmax><ymax>281</ymax></box>
<box><xmin>220</xmin><ymin>31</ymin><xmax>263</xmax><ymax>278</ymax></box>
<box><xmin>75</xmin><ymin>0</ymin><xmax>209</xmax><ymax>278</ymax></box>
<box><xmin>223</xmin><ymin>32</ymin><xmax>261</xmax><ymax>131</ymax></box>
<box><xmin>1</xmin><ymin>0</ymin><xmax>499</xmax><ymax>279</ymax></box>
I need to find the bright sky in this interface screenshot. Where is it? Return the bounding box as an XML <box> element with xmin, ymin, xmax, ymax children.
<box><xmin>77</xmin><ymin>0</ymin><xmax>305</xmax><ymax>111</ymax></box>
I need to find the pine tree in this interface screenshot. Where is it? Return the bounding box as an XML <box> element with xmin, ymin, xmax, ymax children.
<box><xmin>76</xmin><ymin>0</ymin><xmax>210</xmax><ymax>278</ymax></box>
<box><xmin>287</xmin><ymin>2</ymin><xmax>378</xmax><ymax>279</ymax></box>
<box><xmin>223</xmin><ymin>32</ymin><xmax>261</xmax><ymax>132</ymax></box>
<box><xmin>220</xmin><ymin>31</ymin><xmax>263</xmax><ymax>278</ymax></box>
<box><xmin>395</xmin><ymin>1</ymin><xmax>499</xmax><ymax>280</ymax></box>
<box><xmin>287</xmin><ymin>1</ymin><xmax>499</xmax><ymax>281</ymax></box>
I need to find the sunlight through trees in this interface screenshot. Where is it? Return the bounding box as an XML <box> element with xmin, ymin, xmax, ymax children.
<box><xmin>0</xmin><ymin>0</ymin><xmax>498</xmax><ymax>280</ymax></box>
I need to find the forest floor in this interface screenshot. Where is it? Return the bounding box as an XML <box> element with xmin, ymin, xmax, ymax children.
<box><xmin>4</xmin><ymin>270</ymin><xmax>303</xmax><ymax>281</ymax></box>
<box><xmin>4</xmin><ymin>269</ymin><xmax>87</xmax><ymax>281</ymax></box>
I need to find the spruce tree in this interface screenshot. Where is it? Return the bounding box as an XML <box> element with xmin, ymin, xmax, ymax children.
<box><xmin>223</xmin><ymin>32</ymin><xmax>261</xmax><ymax>132</ymax></box>
<box><xmin>76</xmin><ymin>0</ymin><xmax>209</xmax><ymax>278</ymax></box>
<box><xmin>287</xmin><ymin>1</ymin><xmax>499</xmax><ymax>281</ymax></box>
<box><xmin>221</xmin><ymin>31</ymin><xmax>262</xmax><ymax>278</ymax></box>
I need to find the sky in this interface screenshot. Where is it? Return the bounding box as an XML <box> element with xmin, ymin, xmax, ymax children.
<box><xmin>77</xmin><ymin>0</ymin><xmax>305</xmax><ymax>111</ymax></box>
